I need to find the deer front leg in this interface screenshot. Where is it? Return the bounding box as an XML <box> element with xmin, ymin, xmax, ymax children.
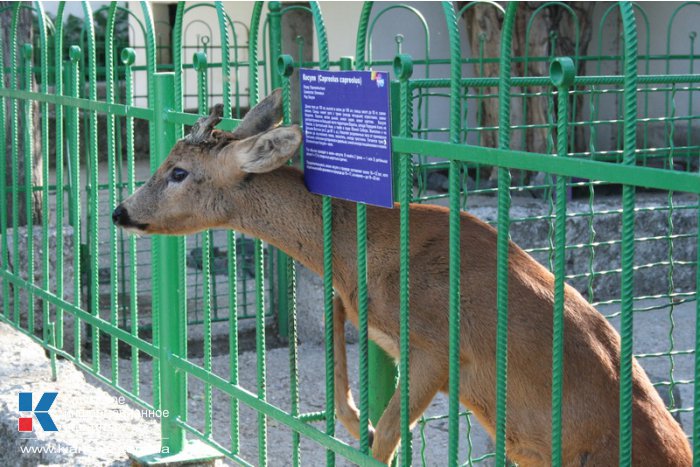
<box><xmin>333</xmin><ymin>296</ymin><xmax>375</xmax><ymax>443</ymax></box>
<box><xmin>372</xmin><ymin>350</ymin><xmax>446</xmax><ymax>465</ymax></box>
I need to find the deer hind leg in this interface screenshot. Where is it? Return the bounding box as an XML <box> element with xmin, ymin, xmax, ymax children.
<box><xmin>333</xmin><ymin>296</ymin><xmax>375</xmax><ymax>442</ymax></box>
<box><xmin>371</xmin><ymin>350</ymin><xmax>447</xmax><ymax>465</ymax></box>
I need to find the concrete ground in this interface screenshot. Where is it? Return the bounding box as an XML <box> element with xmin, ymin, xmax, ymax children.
<box><xmin>0</xmin><ymin>298</ymin><xmax>696</xmax><ymax>466</ymax></box>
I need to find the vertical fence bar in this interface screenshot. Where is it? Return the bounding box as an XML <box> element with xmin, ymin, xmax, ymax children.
<box><xmin>252</xmin><ymin>100</ymin><xmax>267</xmax><ymax>467</ymax></box>
<box><xmin>249</xmin><ymin>2</ymin><xmax>264</xmax><ymax>462</ymax></box>
<box><xmin>347</xmin><ymin>52</ymin><xmax>371</xmax><ymax>456</ymax></box>
<box><xmin>173</xmin><ymin>7</ymin><xmax>188</xmax><ymax>423</ymax></box>
<box><xmin>34</xmin><ymin>0</ymin><xmax>54</xmax><ymax>376</ymax></box>
<box><xmin>441</xmin><ymin>2</ymin><xmax>462</xmax><ymax>465</ymax></box>
<box><xmin>695</xmin><ymin>157</ymin><xmax>700</xmax><ymax>464</ymax></box>
<box><xmin>212</xmin><ymin>1</ymin><xmax>241</xmax><ymax>456</ymax></box>
<box><xmin>278</xmin><ymin>53</ymin><xmax>300</xmax><ymax>467</ymax></box>
<box><xmin>394</xmin><ymin>53</ymin><xmax>414</xmax><ymax>467</ymax></box>
<box><xmin>105</xmin><ymin>3</ymin><xmax>120</xmax><ymax>386</ymax></box>
<box><xmin>268</xmin><ymin>1</ymin><xmax>291</xmax><ymax>341</ymax></box>
<box><xmin>250</xmin><ymin>6</ymin><xmax>276</xmax><ymax>456</ymax></box>
<box><xmin>618</xmin><ymin>3</ymin><xmax>638</xmax><ymax>465</ymax></box>
<box><xmin>121</xmin><ymin>47</ymin><xmax>139</xmax><ymax>397</ymax></box>
<box><xmin>138</xmin><ymin>0</ymin><xmax>160</xmax><ymax>411</ymax></box>
<box><xmin>665</xmin><ymin>82</ymin><xmax>678</xmax><ymax>414</ymax></box>
<box><xmin>193</xmin><ymin>51</ymin><xmax>214</xmax><ymax>439</ymax></box>
<box><xmin>79</xmin><ymin>0</ymin><xmax>100</xmax><ymax>375</ymax></box>
<box><xmin>307</xmin><ymin>3</ymin><xmax>336</xmax><ymax>466</ymax></box>
<box><xmin>152</xmin><ymin>72</ymin><xmax>186</xmax><ymax>455</ymax></box>
<box><xmin>0</xmin><ymin>12</ymin><xmax>6</xmax><ymax>322</ymax></box>
<box><xmin>228</xmin><ymin>196</ymin><xmax>240</xmax><ymax>455</ymax></box>
<box><xmin>255</xmin><ymin>212</ymin><xmax>267</xmax><ymax>467</ymax></box>
<box><xmin>22</xmin><ymin>43</ymin><xmax>34</xmax><ymax>335</ymax></box>
<box><xmin>357</xmin><ymin>211</ymin><xmax>372</xmax><ymax>453</ymax></box>
<box><xmin>213</xmin><ymin>10</ymin><xmax>237</xmax><ymax>440</ymax></box>
<box><xmin>268</xmin><ymin>1</ymin><xmax>283</xmax><ymax>91</ymax></box>
<box><xmin>53</xmin><ymin>2</ymin><xmax>66</xmax><ymax>352</ymax></box>
<box><xmin>549</xmin><ymin>57</ymin><xmax>575</xmax><ymax>466</ymax></box>
<box><xmin>495</xmin><ymin>4</ymin><xmax>517</xmax><ymax>465</ymax></box>
<box><xmin>69</xmin><ymin>46</ymin><xmax>82</xmax><ymax>360</ymax></box>
<box><xmin>352</xmin><ymin>40</ymin><xmax>398</xmax><ymax>447</ymax></box>
<box><xmin>10</xmin><ymin>3</ymin><xmax>20</xmax><ymax>326</ymax></box>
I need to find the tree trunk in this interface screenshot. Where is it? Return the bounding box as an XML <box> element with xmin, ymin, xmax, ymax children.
<box><xmin>461</xmin><ymin>2</ymin><xmax>594</xmax><ymax>181</ymax></box>
<box><xmin>1</xmin><ymin>2</ymin><xmax>42</xmax><ymax>227</ymax></box>
<box><xmin>553</xmin><ymin>2</ymin><xmax>595</xmax><ymax>155</ymax></box>
<box><xmin>281</xmin><ymin>2</ymin><xmax>313</xmax><ymax>125</ymax></box>
<box><xmin>463</xmin><ymin>3</ymin><xmax>503</xmax><ymax>152</ymax></box>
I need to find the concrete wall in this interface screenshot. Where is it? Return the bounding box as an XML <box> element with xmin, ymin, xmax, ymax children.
<box><xmin>37</xmin><ymin>2</ymin><xmax>695</xmax><ymax>165</ymax></box>
<box><xmin>127</xmin><ymin>1</ymin><xmax>254</xmax><ymax>109</ymax></box>
<box><xmin>586</xmin><ymin>2</ymin><xmax>700</xmax><ymax>153</ymax></box>
<box><xmin>121</xmin><ymin>2</ymin><xmax>699</xmax><ymax>154</ymax></box>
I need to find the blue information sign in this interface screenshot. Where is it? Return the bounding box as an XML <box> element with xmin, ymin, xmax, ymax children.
<box><xmin>300</xmin><ymin>69</ymin><xmax>394</xmax><ymax>208</ymax></box>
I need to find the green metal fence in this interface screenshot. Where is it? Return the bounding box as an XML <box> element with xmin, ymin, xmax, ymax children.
<box><xmin>1</xmin><ymin>1</ymin><xmax>699</xmax><ymax>466</ymax></box>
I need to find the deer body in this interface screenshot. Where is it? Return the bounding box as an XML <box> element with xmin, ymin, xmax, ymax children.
<box><xmin>114</xmin><ymin>90</ymin><xmax>692</xmax><ymax>466</ymax></box>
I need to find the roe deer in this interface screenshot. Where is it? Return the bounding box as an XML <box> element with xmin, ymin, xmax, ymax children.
<box><xmin>113</xmin><ymin>89</ymin><xmax>692</xmax><ymax>466</ymax></box>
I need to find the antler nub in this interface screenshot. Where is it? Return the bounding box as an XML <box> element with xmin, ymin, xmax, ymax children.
<box><xmin>185</xmin><ymin>103</ymin><xmax>224</xmax><ymax>144</ymax></box>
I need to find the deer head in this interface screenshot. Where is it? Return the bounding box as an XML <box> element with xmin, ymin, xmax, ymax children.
<box><xmin>112</xmin><ymin>89</ymin><xmax>301</xmax><ymax>235</ymax></box>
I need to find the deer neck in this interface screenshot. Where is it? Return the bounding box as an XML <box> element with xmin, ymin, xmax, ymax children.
<box><xmin>225</xmin><ymin>165</ymin><xmax>356</xmax><ymax>292</ymax></box>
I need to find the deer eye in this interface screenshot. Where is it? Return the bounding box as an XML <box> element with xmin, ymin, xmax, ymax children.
<box><xmin>170</xmin><ymin>167</ymin><xmax>189</xmax><ymax>182</ymax></box>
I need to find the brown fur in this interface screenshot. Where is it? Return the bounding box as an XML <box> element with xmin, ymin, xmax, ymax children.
<box><xmin>114</xmin><ymin>92</ymin><xmax>692</xmax><ymax>466</ymax></box>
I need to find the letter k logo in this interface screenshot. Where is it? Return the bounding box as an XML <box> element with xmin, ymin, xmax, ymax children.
<box><xmin>18</xmin><ymin>392</ymin><xmax>58</xmax><ymax>432</ymax></box>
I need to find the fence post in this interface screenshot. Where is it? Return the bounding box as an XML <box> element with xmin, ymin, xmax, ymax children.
<box><xmin>153</xmin><ymin>72</ymin><xmax>185</xmax><ymax>457</ymax></box>
<box><xmin>128</xmin><ymin>72</ymin><xmax>221</xmax><ymax>465</ymax></box>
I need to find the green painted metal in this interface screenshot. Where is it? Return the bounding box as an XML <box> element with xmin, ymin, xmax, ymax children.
<box><xmin>391</xmin><ymin>137</ymin><xmax>700</xmax><ymax>194</ymax></box>
<box><xmin>306</xmin><ymin>3</ymin><xmax>340</xmax><ymax>467</ymax></box>
<box><xmin>353</xmin><ymin>10</ymin><xmax>399</xmax><ymax>454</ymax></box>
<box><xmin>495</xmin><ymin>4</ymin><xmax>517</xmax><ymax>465</ymax></box>
<box><xmin>1</xmin><ymin>2</ymin><xmax>699</xmax><ymax>466</ymax></box>
<box><xmin>68</xmin><ymin>43</ymin><xmax>83</xmax><ymax>361</ymax></box>
<box><xmin>105</xmin><ymin>1</ymin><xmax>119</xmax><ymax>388</ymax></box>
<box><xmin>53</xmin><ymin>0</ymin><xmax>66</xmax><ymax>356</ymax></box>
<box><xmin>395</xmin><ymin>53</ymin><xmax>414</xmax><ymax>467</ymax></box>
<box><xmin>0</xmin><ymin>7</ymin><xmax>6</xmax><ymax>327</ymax></box>
<box><xmin>194</xmin><ymin>51</ymin><xmax>214</xmax><ymax>438</ymax></box>
<box><xmin>270</xmin><ymin>0</ymin><xmax>290</xmax><ymax>342</ymax></box>
<box><xmin>441</xmin><ymin>3</ymin><xmax>463</xmax><ymax>466</ymax></box>
<box><xmin>618</xmin><ymin>3</ymin><xmax>639</xmax><ymax>465</ymax></box>
<box><xmin>696</xmin><ymin>165</ymin><xmax>700</xmax><ymax>467</ymax></box>
<box><xmin>549</xmin><ymin>56</ymin><xmax>575</xmax><ymax>466</ymax></box>
<box><xmin>153</xmin><ymin>72</ymin><xmax>187</xmax><ymax>456</ymax></box>
<box><xmin>277</xmin><ymin>52</ymin><xmax>302</xmax><ymax>467</ymax></box>
<box><xmin>122</xmin><ymin>46</ymin><xmax>141</xmax><ymax>397</ymax></box>
<box><xmin>79</xmin><ymin>0</ymin><xmax>100</xmax><ymax>376</ymax></box>
<box><xmin>22</xmin><ymin>41</ymin><xmax>34</xmax><ymax>336</ymax></box>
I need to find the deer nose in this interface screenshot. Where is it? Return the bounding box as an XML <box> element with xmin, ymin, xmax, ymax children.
<box><xmin>112</xmin><ymin>205</ymin><xmax>129</xmax><ymax>225</ymax></box>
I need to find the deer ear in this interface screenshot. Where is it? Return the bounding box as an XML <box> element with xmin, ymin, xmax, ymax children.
<box><xmin>231</xmin><ymin>89</ymin><xmax>284</xmax><ymax>139</ymax></box>
<box><xmin>235</xmin><ymin>125</ymin><xmax>302</xmax><ymax>173</ymax></box>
